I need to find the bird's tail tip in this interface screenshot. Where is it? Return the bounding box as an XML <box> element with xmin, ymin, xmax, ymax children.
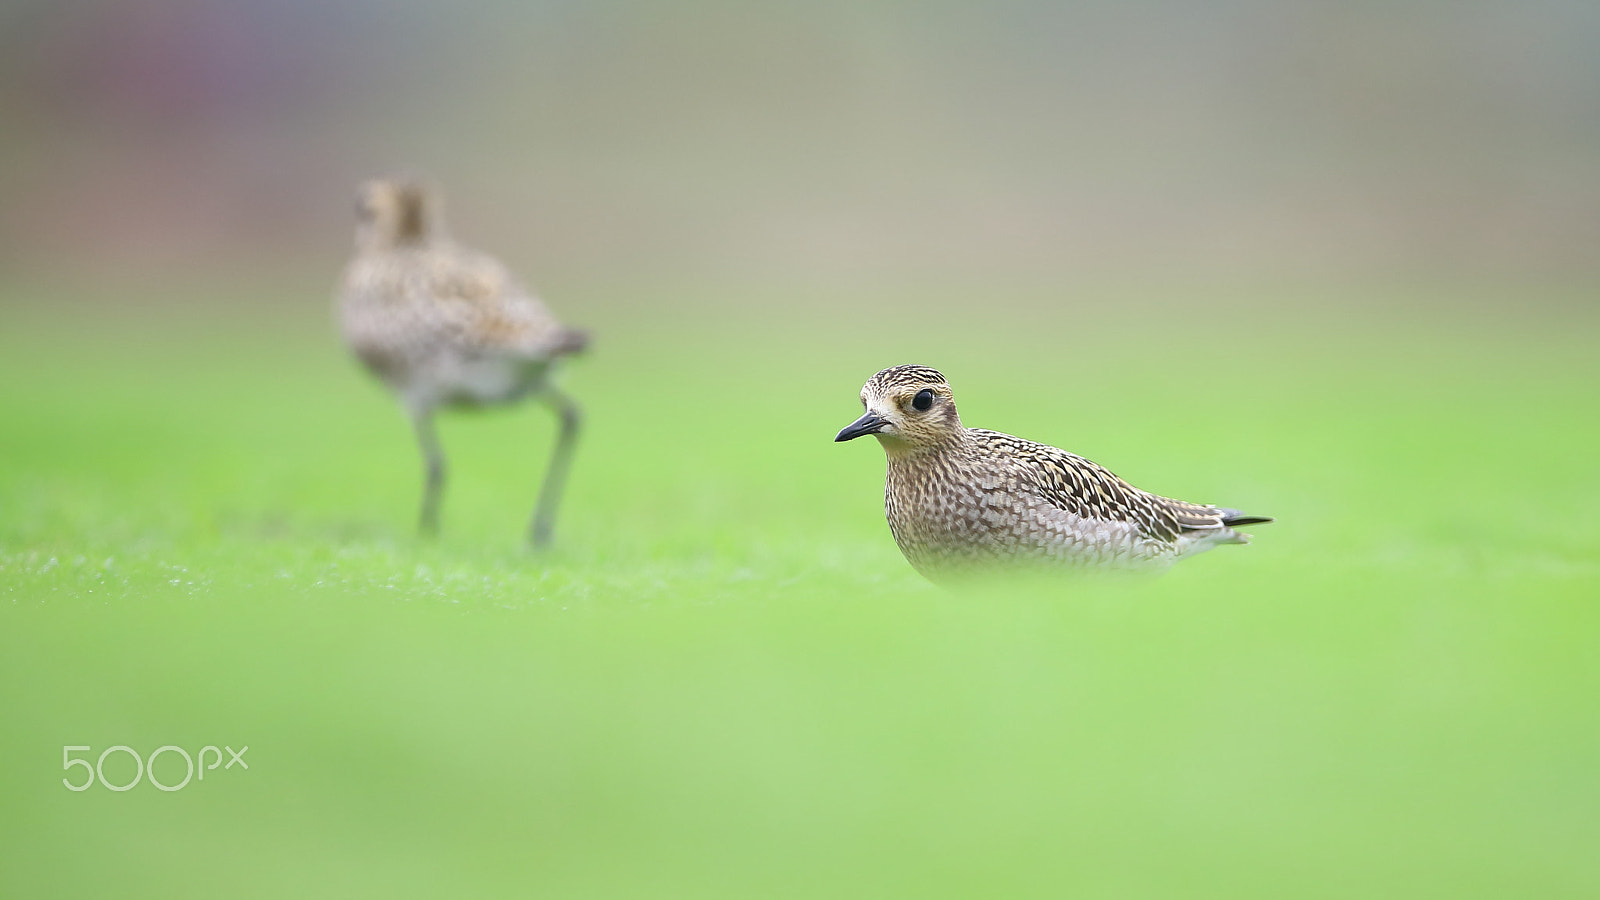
<box><xmin>553</xmin><ymin>327</ymin><xmax>591</xmax><ymax>356</ymax></box>
<box><xmin>1220</xmin><ymin>509</ymin><xmax>1274</xmax><ymax>528</ymax></box>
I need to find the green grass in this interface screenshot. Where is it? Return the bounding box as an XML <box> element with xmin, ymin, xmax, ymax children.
<box><xmin>2</xmin><ymin>277</ymin><xmax>1598</xmax><ymax>898</ymax></box>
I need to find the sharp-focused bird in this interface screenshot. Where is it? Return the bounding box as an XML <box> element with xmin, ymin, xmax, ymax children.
<box><xmin>835</xmin><ymin>365</ymin><xmax>1271</xmax><ymax>580</ymax></box>
<box><xmin>338</xmin><ymin>178</ymin><xmax>588</xmax><ymax>545</ymax></box>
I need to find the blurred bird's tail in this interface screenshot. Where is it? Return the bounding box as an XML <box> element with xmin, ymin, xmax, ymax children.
<box><xmin>551</xmin><ymin>327</ymin><xmax>590</xmax><ymax>356</ymax></box>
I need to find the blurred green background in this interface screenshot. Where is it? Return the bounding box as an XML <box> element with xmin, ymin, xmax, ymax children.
<box><xmin>2</xmin><ymin>2</ymin><xmax>1598</xmax><ymax>897</ymax></box>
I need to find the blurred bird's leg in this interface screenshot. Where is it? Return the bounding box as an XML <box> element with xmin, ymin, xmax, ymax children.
<box><xmin>529</xmin><ymin>388</ymin><xmax>582</xmax><ymax>548</ymax></box>
<box><xmin>410</xmin><ymin>404</ymin><xmax>446</xmax><ymax>536</ymax></box>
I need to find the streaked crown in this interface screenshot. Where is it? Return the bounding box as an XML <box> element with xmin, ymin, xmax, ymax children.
<box><xmin>865</xmin><ymin>365</ymin><xmax>948</xmax><ymax>394</ymax></box>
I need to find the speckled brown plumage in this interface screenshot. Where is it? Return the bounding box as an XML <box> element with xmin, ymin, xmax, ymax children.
<box><xmin>836</xmin><ymin>365</ymin><xmax>1271</xmax><ymax>580</ymax></box>
<box><xmin>337</xmin><ymin>178</ymin><xmax>587</xmax><ymax>545</ymax></box>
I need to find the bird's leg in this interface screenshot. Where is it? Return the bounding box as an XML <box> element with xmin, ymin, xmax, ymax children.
<box><xmin>529</xmin><ymin>388</ymin><xmax>582</xmax><ymax>548</ymax></box>
<box><xmin>410</xmin><ymin>405</ymin><xmax>446</xmax><ymax>536</ymax></box>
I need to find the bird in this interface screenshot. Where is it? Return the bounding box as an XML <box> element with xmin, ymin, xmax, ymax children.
<box><xmin>834</xmin><ymin>365</ymin><xmax>1271</xmax><ymax>580</ymax></box>
<box><xmin>337</xmin><ymin>178</ymin><xmax>588</xmax><ymax>546</ymax></box>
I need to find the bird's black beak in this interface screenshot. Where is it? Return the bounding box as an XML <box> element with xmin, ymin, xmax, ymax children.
<box><xmin>835</xmin><ymin>411</ymin><xmax>889</xmax><ymax>442</ymax></box>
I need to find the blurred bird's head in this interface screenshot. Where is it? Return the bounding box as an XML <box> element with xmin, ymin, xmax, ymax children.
<box><xmin>353</xmin><ymin>178</ymin><xmax>438</xmax><ymax>251</ymax></box>
<box><xmin>835</xmin><ymin>365</ymin><xmax>964</xmax><ymax>454</ymax></box>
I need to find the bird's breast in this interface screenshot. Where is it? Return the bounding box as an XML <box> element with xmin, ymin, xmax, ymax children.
<box><xmin>885</xmin><ymin>456</ymin><xmax>1021</xmax><ymax>555</ymax></box>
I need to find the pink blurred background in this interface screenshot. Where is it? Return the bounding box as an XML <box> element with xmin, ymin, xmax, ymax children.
<box><xmin>2</xmin><ymin>0</ymin><xmax>1597</xmax><ymax>289</ymax></box>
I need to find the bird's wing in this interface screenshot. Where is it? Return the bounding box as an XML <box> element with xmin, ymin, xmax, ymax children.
<box><xmin>1162</xmin><ymin>498</ymin><xmax>1237</xmax><ymax>532</ymax></box>
<box><xmin>969</xmin><ymin>430</ymin><xmax>1203</xmax><ymax>542</ymax></box>
<box><xmin>423</xmin><ymin>247</ymin><xmax>581</xmax><ymax>358</ymax></box>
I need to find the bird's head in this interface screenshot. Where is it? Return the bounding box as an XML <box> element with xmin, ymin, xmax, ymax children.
<box><xmin>835</xmin><ymin>365</ymin><xmax>964</xmax><ymax>454</ymax></box>
<box><xmin>354</xmin><ymin>178</ymin><xmax>437</xmax><ymax>251</ymax></box>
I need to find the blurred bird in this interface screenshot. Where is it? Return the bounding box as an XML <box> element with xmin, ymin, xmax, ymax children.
<box><xmin>835</xmin><ymin>365</ymin><xmax>1270</xmax><ymax>580</ymax></box>
<box><xmin>338</xmin><ymin>178</ymin><xmax>588</xmax><ymax>545</ymax></box>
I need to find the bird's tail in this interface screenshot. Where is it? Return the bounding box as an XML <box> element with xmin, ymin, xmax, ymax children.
<box><xmin>1220</xmin><ymin>508</ymin><xmax>1274</xmax><ymax>527</ymax></box>
<box><xmin>550</xmin><ymin>327</ymin><xmax>590</xmax><ymax>356</ymax></box>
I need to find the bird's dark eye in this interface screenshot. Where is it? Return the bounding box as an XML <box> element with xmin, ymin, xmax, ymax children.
<box><xmin>911</xmin><ymin>389</ymin><xmax>935</xmax><ymax>411</ymax></box>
